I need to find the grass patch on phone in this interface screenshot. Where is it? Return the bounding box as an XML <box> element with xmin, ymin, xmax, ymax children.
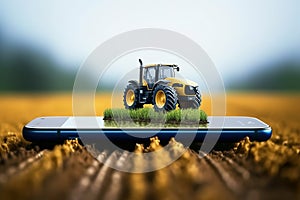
<box><xmin>103</xmin><ymin>108</ymin><xmax>208</xmax><ymax>127</ymax></box>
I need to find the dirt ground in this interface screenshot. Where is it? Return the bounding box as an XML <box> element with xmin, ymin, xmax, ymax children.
<box><xmin>0</xmin><ymin>92</ymin><xmax>299</xmax><ymax>200</ymax></box>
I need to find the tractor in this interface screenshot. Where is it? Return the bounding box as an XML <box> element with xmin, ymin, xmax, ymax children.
<box><xmin>123</xmin><ymin>59</ymin><xmax>201</xmax><ymax>112</ymax></box>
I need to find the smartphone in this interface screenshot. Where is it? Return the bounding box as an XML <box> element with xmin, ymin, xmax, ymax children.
<box><xmin>22</xmin><ymin>116</ymin><xmax>272</xmax><ymax>145</ymax></box>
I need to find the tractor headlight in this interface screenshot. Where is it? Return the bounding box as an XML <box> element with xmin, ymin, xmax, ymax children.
<box><xmin>184</xmin><ymin>85</ymin><xmax>196</xmax><ymax>95</ymax></box>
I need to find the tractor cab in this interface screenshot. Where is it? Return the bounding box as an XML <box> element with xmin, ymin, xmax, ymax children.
<box><xmin>143</xmin><ymin>64</ymin><xmax>179</xmax><ymax>89</ymax></box>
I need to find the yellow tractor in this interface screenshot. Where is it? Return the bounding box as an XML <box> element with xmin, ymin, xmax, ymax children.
<box><xmin>123</xmin><ymin>59</ymin><xmax>201</xmax><ymax>112</ymax></box>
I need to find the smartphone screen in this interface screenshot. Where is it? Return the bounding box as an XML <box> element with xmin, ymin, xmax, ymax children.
<box><xmin>23</xmin><ymin>116</ymin><xmax>272</xmax><ymax>144</ymax></box>
<box><xmin>26</xmin><ymin>116</ymin><xmax>270</xmax><ymax>130</ymax></box>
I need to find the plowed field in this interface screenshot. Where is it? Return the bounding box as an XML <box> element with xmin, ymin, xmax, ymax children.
<box><xmin>0</xmin><ymin>93</ymin><xmax>299</xmax><ymax>200</ymax></box>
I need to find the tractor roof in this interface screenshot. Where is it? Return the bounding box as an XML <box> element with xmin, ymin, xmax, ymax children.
<box><xmin>144</xmin><ymin>64</ymin><xmax>178</xmax><ymax>68</ymax></box>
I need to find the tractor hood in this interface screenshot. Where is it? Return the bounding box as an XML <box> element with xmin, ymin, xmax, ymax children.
<box><xmin>165</xmin><ymin>77</ymin><xmax>198</xmax><ymax>87</ymax></box>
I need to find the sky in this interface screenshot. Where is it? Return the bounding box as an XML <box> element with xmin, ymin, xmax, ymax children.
<box><xmin>0</xmin><ymin>0</ymin><xmax>299</xmax><ymax>84</ymax></box>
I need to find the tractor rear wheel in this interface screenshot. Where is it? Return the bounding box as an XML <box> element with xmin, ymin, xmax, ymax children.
<box><xmin>153</xmin><ymin>85</ymin><xmax>178</xmax><ymax>112</ymax></box>
<box><xmin>123</xmin><ymin>84</ymin><xmax>143</xmax><ymax>109</ymax></box>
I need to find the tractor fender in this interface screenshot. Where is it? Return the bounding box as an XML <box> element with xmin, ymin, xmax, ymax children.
<box><xmin>153</xmin><ymin>80</ymin><xmax>171</xmax><ymax>89</ymax></box>
<box><xmin>128</xmin><ymin>80</ymin><xmax>139</xmax><ymax>87</ymax></box>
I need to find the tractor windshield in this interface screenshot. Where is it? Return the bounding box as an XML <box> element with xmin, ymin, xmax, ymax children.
<box><xmin>159</xmin><ymin>66</ymin><xmax>175</xmax><ymax>79</ymax></box>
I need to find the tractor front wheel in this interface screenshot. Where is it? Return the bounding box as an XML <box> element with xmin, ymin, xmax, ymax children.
<box><xmin>179</xmin><ymin>90</ymin><xmax>201</xmax><ymax>109</ymax></box>
<box><xmin>123</xmin><ymin>84</ymin><xmax>143</xmax><ymax>109</ymax></box>
<box><xmin>153</xmin><ymin>85</ymin><xmax>178</xmax><ymax>112</ymax></box>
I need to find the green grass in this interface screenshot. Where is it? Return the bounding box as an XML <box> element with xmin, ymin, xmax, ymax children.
<box><xmin>103</xmin><ymin>108</ymin><xmax>208</xmax><ymax>127</ymax></box>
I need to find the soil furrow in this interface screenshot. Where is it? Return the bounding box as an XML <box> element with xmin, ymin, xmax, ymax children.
<box><xmin>150</xmin><ymin>149</ymin><xmax>178</xmax><ymax>200</ymax></box>
<box><xmin>85</xmin><ymin>151</ymin><xmax>120</xmax><ymax>200</ymax></box>
<box><xmin>127</xmin><ymin>152</ymin><xmax>149</xmax><ymax>200</ymax></box>
<box><xmin>219</xmin><ymin>152</ymin><xmax>250</xmax><ymax>180</ymax></box>
<box><xmin>68</xmin><ymin>151</ymin><xmax>107</xmax><ymax>200</ymax></box>
<box><xmin>186</xmin><ymin>149</ymin><xmax>234</xmax><ymax>199</ymax></box>
<box><xmin>102</xmin><ymin>151</ymin><xmax>129</xmax><ymax>200</ymax></box>
<box><xmin>199</xmin><ymin>151</ymin><xmax>243</xmax><ymax>195</ymax></box>
<box><xmin>0</xmin><ymin>150</ymin><xmax>46</xmax><ymax>184</ymax></box>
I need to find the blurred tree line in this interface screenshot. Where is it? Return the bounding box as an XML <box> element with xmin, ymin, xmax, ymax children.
<box><xmin>0</xmin><ymin>31</ymin><xmax>75</xmax><ymax>92</ymax></box>
<box><xmin>229</xmin><ymin>59</ymin><xmax>300</xmax><ymax>92</ymax></box>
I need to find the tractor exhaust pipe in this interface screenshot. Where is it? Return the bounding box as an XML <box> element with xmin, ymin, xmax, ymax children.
<box><xmin>139</xmin><ymin>59</ymin><xmax>143</xmax><ymax>86</ymax></box>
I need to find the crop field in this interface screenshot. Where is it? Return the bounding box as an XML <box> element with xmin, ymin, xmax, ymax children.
<box><xmin>0</xmin><ymin>92</ymin><xmax>299</xmax><ymax>200</ymax></box>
